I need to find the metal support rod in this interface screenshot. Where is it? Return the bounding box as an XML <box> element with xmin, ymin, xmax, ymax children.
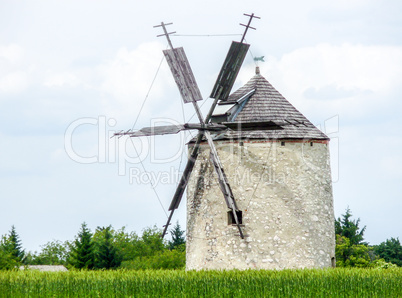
<box><xmin>240</xmin><ymin>13</ymin><xmax>260</xmax><ymax>44</ymax></box>
<box><xmin>161</xmin><ymin>131</ymin><xmax>204</xmax><ymax>239</ymax></box>
<box><xmin>190</xmin><ymin>97</ymin><xmax>239</xmax><ymax>210</ymax></box>
<box><xmin>168</xmin><ymin>131</ymin><xmax>204</xmax><ymax>211</ymax></box>
<box><xmin>154</xmin><ymin>22</ymin><xmax>175</xmax><ymax>50</ymax></box>
<box><xmin>204</xmin><ymin>130</ymin><xmax>244</xmax><ymax>238</ymax></box>
<box><xmin>161</xmin><ymin>209</ymin><xmax>175</xmax><ymax>238</ymax></box>
<box><xmin>204</xmin><ymin>91</ymin><xmax>222</xmax><ymax>124</ymax></box>
<box><xmin>192</xmin><ymin>101</ymin><xmax>205</xmax><ymax>124</ymax></box>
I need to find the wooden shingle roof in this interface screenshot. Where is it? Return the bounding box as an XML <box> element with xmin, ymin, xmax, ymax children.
<box><xmin>211</xmin><ymin>68</ymin><xmax>329</xmax><ymax>140</ymax></box>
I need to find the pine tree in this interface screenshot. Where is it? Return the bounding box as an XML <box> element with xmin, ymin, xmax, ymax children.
<box><xmin>0</xmin><ymin>232</ymin><xmax>20</xmax><ymax>269</ymax></box>
<box><xmin>335</xmin><ymin>208</ymin><xmax>371</xmax><ymax>267</ymax></box>
<box><xmin>335</xmin><ymin>207</ymin><xmax>366</xmax><ymax>245</ymax></box>
<box><xmin>94</xmin><ymin>226</ymin><xmax>122</xmax><ymax>269</ymax></box>
<box><xmin>69</xmin><ymin>222</ymin><xmax>94</xmax><ymax>269</ymax></box>
<box><xmin>168</xmin><ymin>221</ymin><xmax>185</xmax><ymax>250</ymax></box>
<box><xmin>2</xmin><ymin>226</ymin><xmax>25</xmax><ymax>263</ymax></box>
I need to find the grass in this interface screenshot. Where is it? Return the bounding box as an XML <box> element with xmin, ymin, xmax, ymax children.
<box><xmin>0</xmin><ymin>268</ymin><xmax>401</xmax><ymax>297</ymax></box>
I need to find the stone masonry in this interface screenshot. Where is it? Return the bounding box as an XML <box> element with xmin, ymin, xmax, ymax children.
<box><xmin>186</xmin><ymin>139</ymin><xmax>335</xmax><ymax>270</ymax></box>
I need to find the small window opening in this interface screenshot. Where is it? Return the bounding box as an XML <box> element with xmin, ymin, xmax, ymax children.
<box><xmin>310</xmin><ymin>142</ymin><xmax>313</xmax><ymax>146</ymax></box>
<box><xmin>331</xmin><ymin>257</ymin><xmax>336</xmax><ymax>268</ymax></box>
<box><xmin>228</xmin><ymin>210</ymin><xmax>243</xmax><ymax>225</ymax></box>
<box><xmin>239</xmin><ymin>141</ymin><xmax>244</xmax><ymax>146</ymax></box>
<box><xmin>281</xmin><ymin>141</ymin><xmax>285</xmax><ymax>146</ymax></box>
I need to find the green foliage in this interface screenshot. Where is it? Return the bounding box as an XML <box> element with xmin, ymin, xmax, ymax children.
<box><xmin>0</xmin><ymin>249</ymin><xmax>19</xmax><ymax>271</ymax></box>
<box><xmin>112</xmin><ymin>227</ymin><xmax>141</xmax><ymax>261</ymax></box>
<box><xmin>0</xmin><ymin>226</ymin><xmax>25</xmax><ymax>269</ymax></box>
<box><xmin>0</xmin><ymin>226</ymin><xmax>25</xmax><ymax>265</ymax></box>
<box><xmin>8</xmin><ymin>226</ymin><xmax>25</xmax><ymax>263</ymax></box>
<box><xmin>118</xmin><ymin>226</ymin><xmax>186</xmax><ymax>270</ymax></box>
<box><xmin>109</xmin><ymin>226</ymin><xmax>165</xmax><ymax>263</ymax></box>
<box><xmin>140</xmin><ymin>226</ymin><xmax>165</xmax><ymax>256</ymax></box>
<box><xmin>335</xmin><ymin>207</ymin><xmax>366</xmax><ymax>245</ymax></box>
<box><xmin>121</xmin><ymin>249</ymin><xmax>185</xmax><ymax>270</ymax></box>
<box><xmin>93</xmin><ymin>226</ymin><xmax>122</xmax><ymax>269</ymax></box>
<box><xmin>26</xmin><ymin>240</ymin><xmax>69</xmax><ymax>265</ymax></box>
<box><xmin>168</xmin><ymin>221</ymin><xmax>185</xmax><ymax>250</ymax></box>
<box><xmin>0</xmin><ymin>268</ymin><xmax>401</xmax><ymax>296</ymax></box>
<box><xmin>68</xmin><ymin>223</ymin><xmax>94</xmax><ymax>269</ymax></box>
<box><xmin>0</xmin><ymin>226</ymin><xmax>25</xmax><ymax>270</ymax></box>
<box><xmin>372</xmin><ymin>258</ymin><xmax>398</xmax><ymax>269</ymax></box>
<box><xmin>0</xmin><ymin>223</ymin><xmax>187</xmax><ymax>271</ymax></box>
<box><xmin>14</xmin><ymin>223</ymin><xmax>185</xmax><ymax>271</ymax></box>
<box><xmin>335</xmin><ymin>235</ymin><xmax>371</xmax><ymax>267</ymax></box>
<box><xmin>106</xmin><ymin>225</ymin><xmax>185</xmax><ymax>270</ymax></box>
<box><xmin>374</xmin><ymin>237</ymin><xmax>402</xmax><ymax>266</ymax></box>
<box><xmin>335</xmin><ymin>208</ymin><xmax>372</xmax><ymax>267</ymax></box>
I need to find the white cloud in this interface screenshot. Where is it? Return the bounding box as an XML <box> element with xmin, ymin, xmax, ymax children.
<box><xmin>380</xmin><ymin>155</ymin><xmax>402</xmax><ymax>176</ymax></box>
<box><xmin>98</xmin><ymin>42</ymin><xmax>171</xmax><ymax>102</ymax></box>
<box><xmin>0</xmin><ymin>70</ymin><xmax>29</xmax><ymax>93</ymax></box>
<box><xmin>268</xmin><ymin>43</ymin><xmax>402</xmax><ymax>94</ymax></box>
<box><xmin>43</xmin><ymin>71</ymin><xmax>79</xmax><ymax>88</ymax></box>
<box><xmin>94</xmin><ymin>41</ymin><xmax>183</xmax><ymax>127</ymax></box>
<box><xmin>0</xmin><ymin>44</ymin><xmax>30</xmax><ymax>93</ymax></box>
<box><xmin>0</xmin><ymin>44</ymin><xmax>24</xmax><ymax>64</ymax></box>
<box><xmin>243</xmin><ymin>43</ymin><xmax>402</xmax><ymax>120</ymax></box>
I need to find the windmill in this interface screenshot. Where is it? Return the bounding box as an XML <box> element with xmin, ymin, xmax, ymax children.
<box><xmin>115</xmin><ymin>13</ymin><xmax>264</xmax><ymax>239</ymax></box>
<box><xmin>115</xmin><ymin>14</ymin><xmax>336</xmax><ymax>270</ymax></box>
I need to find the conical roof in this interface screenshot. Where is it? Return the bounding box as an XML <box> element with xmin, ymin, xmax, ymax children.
<box><xmin>211</xmin><ymin>68</ymin><xmax>329</xmax><ymax>140</ymax></box>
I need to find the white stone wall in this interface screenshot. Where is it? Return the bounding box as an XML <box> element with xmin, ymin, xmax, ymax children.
<box><xmin>186</xmin><ymin>140</ymin><xmax>335</xmax><ymax>270</ymax></box>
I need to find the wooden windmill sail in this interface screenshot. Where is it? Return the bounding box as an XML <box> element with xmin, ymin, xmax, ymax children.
<box><xmin>115</xmin><ymin>14</ymin><xmax>270</xmax><ymax>239</ymax></box>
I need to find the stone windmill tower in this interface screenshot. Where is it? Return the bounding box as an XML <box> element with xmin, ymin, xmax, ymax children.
<box><xmin>186</xmin><ymin>67</ymin><xmax>335</xmax><ymax>270</ymax></box>
<box><xmin>115</xmin><ymin>15</ymin><xmax>335</xmax><ymax>270</ymax></box>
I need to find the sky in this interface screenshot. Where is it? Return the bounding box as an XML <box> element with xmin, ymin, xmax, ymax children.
<box><xmin>1</xmin><ymin>0</ymin><xmax>401</xmax><ymax>252</ymax></box>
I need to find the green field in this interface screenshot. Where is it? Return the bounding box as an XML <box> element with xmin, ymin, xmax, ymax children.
<box><xmin>0</xmin><ymin>268</ymin><xmax>401</xmax><ymax>297</ymax></box>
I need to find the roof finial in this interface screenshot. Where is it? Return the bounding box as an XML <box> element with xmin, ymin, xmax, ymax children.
<box><xmin>253</xmin><ymin>56</ymin><xmax>264</xmax><ymax>75</ymax></box>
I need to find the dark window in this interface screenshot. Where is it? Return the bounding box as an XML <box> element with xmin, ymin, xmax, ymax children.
<box><xmin>228</xmin><ymin>210</ymin><xmax>243</xmax><ymax>225</ymax></box>
<box><xmin>310</xmin><ymin>142</ymin><xmax>313</xmax><ymax>146</ymax></box>
<box><xmin>281</xmin><ymin>141</ymin><xmax>285</xmax><ymax>146</ymax></box>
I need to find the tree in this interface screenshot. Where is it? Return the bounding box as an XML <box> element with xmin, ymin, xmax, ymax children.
<box><xmin>374</xmin><ymin>237</ymin><xmax>402</xmax><ymax>267</ymax></box>
<box><xmin>120</xmin><ymin>249</ymin><xmax>185</xmax><ymax>270</ymax></box>
<box><xmin>26</xmin><ymin>240</ymin><xmax>69</xmax><ymax>265</ymax></box>
<box><xmin>0</xmin><ymin>249</ymin><xmax>19</xmax><ymax>270</ymax></box>
<box><xmin>118</xmin><ymin>226</ymin><xmax>186</xmax><ymax>270</ymax></box>
<box><xmin>93</xmin><ymin>226</ymin><xmax>122</xmax><ymax>269</ymax></box>
<box><xmin>335</xmin><ymin>208</ymin><xmax>371</xmax><ymax>267</ymax></box>
<box><xmin>168</xmin><ymin>221</ymin><xmax>185</xmax><ymax>250</ymax></box>
<box><xmin>111</xmin><ymin>227</ymin><xmax>141</xmax><ymax>261</ymax></box>
<box><xmin>0</xmin><ymin>226</ymin><xmax>25</xmax><ymax>264</ymax></box>
<box><xmin>335</xmin><ymin>207</ymin><xmax>366</xmax><ymax>245</ymax></box>
<box><xmin>0</xmin><ymin>234</ymin><xmax>20</xmax><ymax>270</ymax></box>
<box><xmin>69</xmin><ymin>223</ymin><xmax>94</xmax><ymax>269</ymax></box>
<box><xmin>97</xmin><ymin>226</ymin><xmax>162</xmax><ymax>263</ymax></box>
<box><xmin>335</xmin><ymin>235</ymin><xmax>371</xmax><ymax>267</ymax></box>
<box><xmin>140</xmin><ymin>226</ymin><xmax>165</xmax><ymax>257</ymax></box>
